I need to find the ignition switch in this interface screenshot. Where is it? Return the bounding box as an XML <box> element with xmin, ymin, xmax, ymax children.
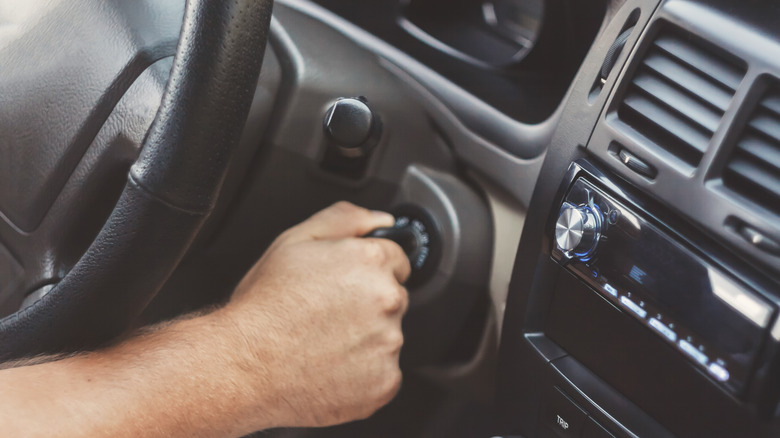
<box><xmin>365</xmin><ymin>204</ymin><xmax>440</xmax><ymax>288</ymax></box>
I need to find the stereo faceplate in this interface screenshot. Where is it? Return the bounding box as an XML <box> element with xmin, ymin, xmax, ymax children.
<box><xmin>552</xmin><ymin>177</ymin><xmax>776</xmax><ymax>395</ymax></box>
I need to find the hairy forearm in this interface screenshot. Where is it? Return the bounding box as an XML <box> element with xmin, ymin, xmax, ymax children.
<box><xmin>0</xmin><ymin>202</ymin><xmax>409</xmax><ymax>437</ymax></box>
<box><xmin>0</xmin><ymin>309</ymin><xmax>273</xmax><ymax>438</ymax></box>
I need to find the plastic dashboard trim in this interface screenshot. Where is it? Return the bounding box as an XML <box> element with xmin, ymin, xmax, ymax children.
<box><xmin>588</xmin><ymin>0</ymin><xmax>780</xmax><ymax>278</ymax></box>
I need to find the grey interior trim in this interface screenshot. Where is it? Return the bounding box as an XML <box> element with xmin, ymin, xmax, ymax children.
<box><xmin>268</xmin><ymin>17</ymin><xmax>305</xmax><ymax>98</ymax></box>
<box><xmin>397</xmin><ymin>18</ymin><xmax>497</xmax><ymax>70</ymax></box>
<box><xmin>588</xmin><ymin>0</ymin><xmax>780</xmax><ymax>275</ymax></box>
<box><xmin>379</xmin><ymin>59</ymin><xmax>546</xmax><ymax>206</ymax></box>
<box><xmin>469</xmin><ymin>172</ymin><xmax>527</xmax><ymax>337</ymax></box>
<box><xmin>409</xmin><ymin>173</ymin><xmax>526</xmax><ymax>403</ymax></box>
<box><xmin>269</xmin><ymin>1</ymin><xmax>548</xmax><ymax>205</ymax></box>
<box><xmin>277</xmin><ymin>0</ymin><xmax>560</xmax><ymax>160</ymax></box>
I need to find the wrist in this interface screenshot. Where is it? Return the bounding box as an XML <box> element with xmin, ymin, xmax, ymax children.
<box><xmin>210</xmin><ymin>306</ymin><xmax>283</xmax><ymax>432</ymax></box>
<box><xmin>79</xmin><ymin>308</ymin><xmax>282</xmax><ymax>437</ymax></box>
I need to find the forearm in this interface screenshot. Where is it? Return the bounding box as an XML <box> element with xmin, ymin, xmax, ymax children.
<box><xmin>0</xmin><ymin>309</ymin><xmax>273</xmax><ymax>438</ymax></box>
<box><xmin>0</xmin><ymin>202</ymin><xmax>408</xmax><ymax>437</ymax></box>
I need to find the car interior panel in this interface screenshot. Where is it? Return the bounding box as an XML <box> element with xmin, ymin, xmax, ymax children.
<box><xmin>1</xmin><ymin>0</ymin><xmax>780</xmax><ymax>437</ymax></box>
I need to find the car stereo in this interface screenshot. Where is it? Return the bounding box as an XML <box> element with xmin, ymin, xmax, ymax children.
<box><xmin>551</xmin><ymin>175</ymin><xmax>778</xmax><ymax>396</ymax></box>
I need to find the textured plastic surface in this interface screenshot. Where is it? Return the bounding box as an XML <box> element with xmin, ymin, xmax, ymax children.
<box><xmin>0</xmin><ymin>0</ymin><xmax>273</xmax><ymax>360</ymax></box>
<box><xmin>601</xmin><ymin>27</ymin><xmax>635</xmax><ymax>81</ymax></box>
<box><xmin>0</xmin><ymin>0</ymin><xmax>184</xmax><ymax>233</ymax></box>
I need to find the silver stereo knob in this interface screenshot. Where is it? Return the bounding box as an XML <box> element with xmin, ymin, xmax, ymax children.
<box><xmin>555</xmin><ymin>203</ymin><xmax>602</xmax><ymax>258</ymax></box>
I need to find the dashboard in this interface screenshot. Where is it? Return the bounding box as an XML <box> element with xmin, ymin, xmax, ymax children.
<box><xmin>295</xmin><ymin>0</ymin><xmax>780</xmax><ymax>436</ymax></box>
<box><xmin>3</xmin><ymin>1</ymin><xmax>779</xmax><ymax>437</ymax></box>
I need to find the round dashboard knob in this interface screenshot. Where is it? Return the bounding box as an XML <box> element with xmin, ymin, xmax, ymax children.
<box><xmin>323</xmin><ymin>97</ymin><xmax>378</xmax><ymax>158</ymax></box>
<box><xmin>555</xmin><ymin>203</ymin><xmax>602</xmax><ymax>258</ymax></box>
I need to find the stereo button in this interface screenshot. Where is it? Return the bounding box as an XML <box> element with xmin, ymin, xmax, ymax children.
<box><xmin>708</xmin><ymin>363</ymin><xmax>730</xmax><ymax>382</ymax></box>
<box><xmin>649</xmin><ymin>318</ymin><xmax>678</xmax><ymax>342</ymax></box>
<box><xmin>679</xmin><ymin>340</ymin><xmax>709</xmax><ymax>365</ymax></box>
<box><xmin>620</xmin><ymin>296</ymin><xmax>647</xmax><ymax>319</ymax></box>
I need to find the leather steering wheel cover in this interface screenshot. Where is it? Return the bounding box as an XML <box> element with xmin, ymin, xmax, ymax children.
<box><xmin>0</xmin><ymin>0</ymin><xmax>274</xmax><ymax>361</ymax></box>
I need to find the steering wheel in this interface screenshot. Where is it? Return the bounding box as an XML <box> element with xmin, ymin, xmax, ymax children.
<box><xmin>0</xmin><ymin>0</ymin><xmax>273</xmax><ymax>361</ymax></box>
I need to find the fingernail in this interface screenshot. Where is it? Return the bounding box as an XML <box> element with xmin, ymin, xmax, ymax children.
<box><xmin>371</xmin><ymin>210</ymin><xmax>395</xmax><ymax>224</ymax></box>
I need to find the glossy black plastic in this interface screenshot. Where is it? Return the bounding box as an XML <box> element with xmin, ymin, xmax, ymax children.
<box><xmin>321</xmin><ymin>97</ymin><xmax>383</xmax><ymax>178</ymax></box>
<box><xmin>553</xmin><ymin>176</ymin><xmax>775</xmax><ymax>395</ymax></box>
<box><xmin>323</xmin><ymin>97</ymin><xmax>376</xmax><ymax>151</ymax></box>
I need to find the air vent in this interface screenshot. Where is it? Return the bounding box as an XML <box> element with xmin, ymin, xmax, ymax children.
<box><xmin>618</xmin><ymin>29</ymin><xmax>745</xmax><ymax>167</ymax></box>
<box><xmin>724</xmin><ymin>85</ymin><xmax>780</xmax><ymax>215</ymax></box>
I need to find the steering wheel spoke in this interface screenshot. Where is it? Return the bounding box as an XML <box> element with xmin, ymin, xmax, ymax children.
<box><xmin>0</xmin><ymin>0</ymin><xmax>273</xmax><ymax>360</ymax></box>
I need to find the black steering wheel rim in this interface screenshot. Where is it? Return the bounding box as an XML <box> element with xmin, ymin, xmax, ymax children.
<box><xmin>0</xmin><ymin>0</ymin><xmax>274</xmax><ymax>361</ymax></box>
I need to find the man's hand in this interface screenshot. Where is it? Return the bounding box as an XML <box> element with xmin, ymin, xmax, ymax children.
<box><xmin>0</xmin><ymin>202</ymin><xmax>411</xmax><ymax>438</ymax></box>
<box><xmin>225</xmin><ymin>201</ymin><xmax>411</xmax><ymax>428</ymax></box>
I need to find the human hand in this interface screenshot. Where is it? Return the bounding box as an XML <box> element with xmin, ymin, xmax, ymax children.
<box><xmin>223</xmin><ymin>202</ymin><xmax>411</xmax><ymax>429</ymax></box>
<box><xmin>0</xmin><ymin>202</ymin><xmax>410</xmax><ymax>438</ymax></box>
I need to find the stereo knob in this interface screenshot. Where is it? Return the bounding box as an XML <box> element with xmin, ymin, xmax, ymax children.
<box><xmin>555</xmin><ymin>203</ymin><xmax>602</xmax><ymax>258</ymax></box>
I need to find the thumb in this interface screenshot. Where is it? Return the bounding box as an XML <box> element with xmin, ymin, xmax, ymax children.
<box><xmin>287</xmin><ymin>202</ymin><xmax>395</xmax><ymax>242</ymax></box>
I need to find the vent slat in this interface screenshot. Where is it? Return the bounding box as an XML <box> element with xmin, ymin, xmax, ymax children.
<box><xmin>736</xmin><ymin>135</ymin><xmax>780</xmax><ymax>173</ymax></box>
<box><xmin>643</xmin><ymin>52</ymin><xmax>733</xmax><ymax>112</ymax></box>
<box><xmin>747</xmin><ymin>112</ymin><xmax>780</xmax><ymax>145</ymax></box>
<box><xmin>759</xmin><ymin>93</ymin><xmax>780</xmax><ymax>118</ymax></box>
<box><xmin>726</xmin><ymin>158</ymin><xmax>780</xmax><ymax>201</ymax></box>
<box><xmin>633</xmin><ymin>71</ymin><xmax>721</xmax><ymax>133</ymax></box>
<box><xmin>623</xmin><ymin>92</ymin><xmax>711</xmax><ymax>154</ymax></box>
<box><xmin>725</xmin><ymin>86</ymin><xmax>780</xmax><ymax>214</ymax></box>
<box><xmin>654</xmin><ymin>35</ymin><xmax>743</xmax><ymax>91</ymax></box>
<box><xmin>618</xmin><ymin>29</ymin><xmax>745</xmax><ymax>168</ymax></box>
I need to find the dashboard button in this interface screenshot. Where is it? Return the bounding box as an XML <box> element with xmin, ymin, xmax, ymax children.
<box><xmin>603</xmin><ymin>283</ymin><xmax>618</xmax><ymax>298</ymax></box>
<box><xmin>679</xmin><ymin>340</ymin><xmax>709</xmax><ymax>366</ymax></box>
<box><xmin>619</xmin><ymin>296</ymin><xmax>647</xmax><ymax>319</ymax></box>
<box><xmin>540</xmin><ymin>387</ymin><xmax>588</xmax><ymax>438</ymax></box>
<box><xmin>708</xmin><ymin>363</ymin><xmax>731</xmax><ymax>382</ymax></box>
<box><xmin>649</xmin><ymin>318</ymin><xmax>678</xmax><ymax>342</ymax></box>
